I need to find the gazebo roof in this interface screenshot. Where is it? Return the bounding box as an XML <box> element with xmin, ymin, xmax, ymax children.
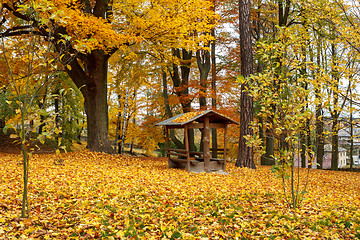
<box><xmin>155</xmin><ymin>110</ymin><xmax>239</xmax><ymax>126</ymax></box>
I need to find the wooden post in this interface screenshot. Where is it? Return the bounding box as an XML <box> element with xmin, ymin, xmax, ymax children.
<box><xmin>204</xmin><ymin>117</ymin><xmax>211</xmax><ymax>172</ymax></box>
<box><xmin>223</xmin><ymin>124</ymin><xmax>228</xmax><ymax>170</ymax></box>
<box><xmin>165</xmin><ymin>126</ymin><xmax>170</xmax><ymax>161</ymax></box>
<box><xmin>184</xmin><ymin>125</ymin><xmax>190</xmax><ymax>170</ymax></box>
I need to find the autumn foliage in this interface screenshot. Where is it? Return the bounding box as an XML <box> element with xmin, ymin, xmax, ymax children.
<box><xmin>0</xmin><ymin>151</ymin><xmax>359</xmax><ymax>239</ymax></box>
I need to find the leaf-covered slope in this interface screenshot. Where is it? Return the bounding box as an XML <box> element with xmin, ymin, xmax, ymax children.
<box><xmin>0</xmin><ymin>151</ymin><xmax>359</xmax><ymax>239</ymax></box>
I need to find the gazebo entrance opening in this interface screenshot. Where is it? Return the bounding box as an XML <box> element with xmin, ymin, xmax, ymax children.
<box><xmin>156</xmin><ymin>110</ymin><xmax>239</xmax><ymax>173</ymax></box>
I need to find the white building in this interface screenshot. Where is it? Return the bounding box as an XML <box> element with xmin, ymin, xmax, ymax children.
<box><xmin>324</xmin><ymin>144</ymin><xmax>347</xmax><ymax>168</ymax></box>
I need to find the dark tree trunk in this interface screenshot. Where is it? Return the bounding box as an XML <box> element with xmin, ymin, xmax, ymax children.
<box><xmin>162</xmin><ymin>70</ymin><xmax>184</xmax><ymax>149</ymax></box>
<box><xmin>170</xmin><ymin>48</ymin><xmax>195</xmax><ymax>151</ymax></box>
<box><xmin>330</xmin><ymin>42</ymin><xmax>339</xmax><ymax>171</ymax></box>
<box><xmin>263</xmin><ymin>130</ymin><xmax>275</xmax><ymax>165</ymax></box>
<box><xmin>315</xmin><ymin>39</ymin><xmax>324</xmax><ymax>169</ymax></box>
<box><xmin>316</xmin><ymin>103</ymin><xmax>324</xmax><ymax>169</ymax></box>
<box><xmin>306</xmin><ymin>117</ymin><xmax>312</xmax><ymax>164</ymax></box>
<box><xmin>0</xmin><ymin>119</ymin><xmax>5</xmax><ymax>128</ymax></box>
<box><xmin>211</xmin><ymin>27</ymin><xmax>218</xmax><ymax>158</ymax></box>
<box><xmin>300</xmin><ymin>130</ymin><xmax>307</xmax><ymax>168</ymax></box>
<box><xmin>331</xmin><ymin>118</ymin><xmax>339</xmax><ymax>171</ymax></box>
<box><xmin>54</xmin><ymin>88</ymin><xmax>60</xmax><ymax>142</ymax></box>
<box><xmin>38</xmin><ymin>87</ymin><xmax>49</xmax><ymax>135</ymax></box>
<box><xmin>196</xmin><ymin>48</ymin><xmax>210</xmax><ymax>109</ymax></box>
<box><xmin>350</xmin><ymin>87</ymin><xmax>354</xmax><ymax>170</ymax></box>
<box><xmin>66</xmin><ymin>50</ymin><xmax>113</xmax><ymax>153</ymax></box>
<box><xmin>115</xmin><ymin>94</ymin><xmax>122</xmax><ymax>153</ymax></box>
<box><xmin>235</xmin><ymin>0</ymin><xmax>255</xmax><ymax>169</ymax></box>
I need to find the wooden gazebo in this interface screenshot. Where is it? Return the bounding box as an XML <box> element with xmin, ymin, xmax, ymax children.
<box><xmin>156</xmin><ymin>110</ymin><xmax>239</xmax><ymax>173</ymax></box>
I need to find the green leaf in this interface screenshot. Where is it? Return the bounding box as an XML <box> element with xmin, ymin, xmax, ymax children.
<box><xmin>171</xmin><ymin>231</ymin><xmax>181</xmax><ymax>239</ymax></box>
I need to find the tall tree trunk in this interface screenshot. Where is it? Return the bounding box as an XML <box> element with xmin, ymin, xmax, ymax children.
<box><xmin>115</xmin><ymin>94</ymin><xmax>122</xmax><ymax>153</ymax></box>
<box><xmin>331</xmin><ymin>118</ymin><xmax>339</xmax><ymax>170</ymax></box>
<box><xmin>211</xmin><ymin>26</ymin><xmax>218</xmax><ymax>158</ymax></box>
<box><xmin>196</xmin><ymin>48</ymin><xmax>210</xmax><ymax>109</ymax></box>
<box><xmin>300</xmin><ymin>130</ymin><xmax>307</xmax><ymax>168</ymax></box>
<box><xmin>196</xmin><ymin>47</ymin><xmax>210</xmax><ymax>153</ymax></box>
<box><xmin>38</xmin><ymin>86</ymin><xmax>48</xmax><ymax>134</ymax></box>
<box><xmin>350</xmin><ymin>88</ymin><xmax>354</xmax><ymax>170</ymax></box>
<box><xmin>263</xmin><ymin>129</ymin><xmax>275</xmax><ymax>165</ymax></box>
<box><xmin>236</xmin><ymin>0</ymin><xmax>255</xmax><ymax>169</ymax></box>
<box><xmin>162</xmin><ymin>70</ymin><xmax>184</xmax><ymax>149</ymax></box>
<box><xmin>330</xmin><ymin>42</ymin><xmax>339</xmax><ymax>171</ymax></box>
<box><xmin>120</xmin><ymin>87</ymin><xmax>129</xmax><ymax>154</ymax></box>
<box><xmin>170</xmin><ymin>49</ymin><xmax>195</xmax><ymax>151</ymax></box>
<box><xmin>67</xmin><ymin>50</ymin><xmax>113</xmax><ymax>153</ymax></box>
<box><xmin>316</xmin><ymin>102</ymin><xmax>324</xmax><ymax>169</ymax></box>
<box><xmin>315</xmin><ymin>37</ymin><xmax>324</xmax><ymax>169</ymax></box>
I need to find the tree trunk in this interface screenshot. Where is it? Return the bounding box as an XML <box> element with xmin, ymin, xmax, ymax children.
<box><xmin>350</xmin><ymin>87</ymin><xmax>354</xmax><ymax>170</ymax></box>
<box><xmin>300</xmin><ymin>130</ymin><xmax>306</xmax><ymax>168</ymax></box>
<box><xmin>235</xmin><ymin>0</ymin><xmax>255</xmax><ymax>169</ymax></box>
<box><xmin>170</xmin><ymin>48</ymin><xmax>195</xmax><ymax>151</ymax></box>
<box><xmin>264</xmin><ymin>130</ymin><xmax>275</xmax><ymax>165</ymax></box>
<box><xmin>115</xmin><ymin>94</ymin><xmax>122</xmax><ymax>153</ymax></box>
<box><xmin>120</xmin><ymin>87</ymin><xmax>129</xmax><ymax>154</ymax></box>
<box><xmin>196</xmin><ymin>48</ymin><xmax>210</xmax><ymax>109</ymax></box>
<box><xmin>67</xmin><ymin>50</ymin><xmax>113</xmax><ymax>153</ymax></box>
<box><xmin>315</xmin><ymin>38</ymin><xmax>324</xmax><ymax>169</ymax></box>
<box><xmin>162</xmin><ymin>70</ymin><xmax>184</xmax><ymax>149</ymax></box>
<box><xmin>0</xmin><ymin>119</ymin><xmax>5</xmax><ymax>128</ymax></box>
<box><xmin>211</xmin><ymin>26</ymin><xmax>218</xmax><ymax>158</ymax></box>
<box><xmin>331</xmin><ymin>118</ymin><xmax>339</xmax><ymax>171</ymax></box>
<box><xmin>316</xmin><ymin>104</ymin><xmax>324</xmax><ymax>169</ymax></box>
<box><xmin>330</xmin><ymin>42</ymin><xmax>339</xmax><ymax>171</ymax></box>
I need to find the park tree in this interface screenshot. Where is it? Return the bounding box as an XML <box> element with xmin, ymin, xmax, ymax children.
<box><xmin>0</xmin><ymin>0</ymin><xmax>216</xmax><ymax>153</ymax></box>
<box><xmin>235</xmin><ymin>0</ymin><xmax>255</xmax><ymax>169</ymax></box>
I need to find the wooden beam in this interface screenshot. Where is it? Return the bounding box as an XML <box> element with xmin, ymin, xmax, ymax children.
<box><xmin>188</xmin><ymin>123</ymin><xmax>204</xmax><ymax>129</ymax></box>
<box><xmin>184</xmin><ymin>125</ymin><xmax>190</xmax><ymax>170</ymax></box>
<box><xmin>204</xmin><ymin>117</ymin><xmax>211</xmax><ymax>172</ymax></box>
<box><xmin>167</xmin><ymin>152</ymin><xmax>188</xmax><ymax>157</ymax></box>
<box><xmin>166</xmin><ymin>125</ymin><xmax>184</xmax><ymax>129</ymax></box>
<box><xmin>166</xmin><ymin>148</ymin><xmax>188</xmax><ymax>153</ymax></box>
<box><xmin>165</xmin><ymin>126</ymin><xmax>170</xmax><ymax>161</ymax></box>
<box><xmin>209</xmin><ymin>123</ymin><xmax>226</xmax><ymax>129</ymax></box>
<box><xmin>187</xmin><ymin>123</ymin><xmax>226</xmax><ymax>129</ymax></box>
<box><xmin>223</xmin><ymin>124</ymin><xmax>228</xmax><ymax>170</ymax></box>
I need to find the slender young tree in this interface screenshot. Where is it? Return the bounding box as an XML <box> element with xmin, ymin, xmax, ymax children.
<box><xmin>236</xmin><ymin>0</ymin><xmax>256</xmax><ymax>169</ymax></box>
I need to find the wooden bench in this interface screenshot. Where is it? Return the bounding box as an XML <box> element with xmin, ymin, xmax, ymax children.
<box><xmin>210</xmin><ymin>158</ymin><xmax>225</xmax><ymax>164</ymax></box>
<box><xmin>194</xmin><ymin>158</ymin><xmax>225</xmax><ymax>164</ymax></box>
<box><xmin>169</xmin><ymin>158</ymin><xmax>200</xmax><ymax>165</ymax></box>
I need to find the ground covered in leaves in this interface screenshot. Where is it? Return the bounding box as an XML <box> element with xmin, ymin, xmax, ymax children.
<box><xmin>0</xmin><ymin>151</ymin><xmax>360</xmax><ymax>239</ymax></box>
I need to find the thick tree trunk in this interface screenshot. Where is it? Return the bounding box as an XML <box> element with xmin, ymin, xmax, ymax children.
<box><xmin>170</xmin><ymin>48</ymin><xmax>195</xmax><ymax>151</ymax></box>
<box><xmin>67</xmin><ymin>50</ymin><xmax>113</xmax><ymax>153</ymax></box>
<box><xmin>263</xmin><ymin>130</ymin><xmax>275</xmax><ymax>165</ymax></box>
<box><xmin>236</xmin><ymin>0</ymin><xmax>255</xmax><ymax>169</ymax></box>
<box><xmin>211</xmin><ymin>27</ymin><xmax>218</xmax><ymax>158</ymax></box>
<box><xmin>196</xmin><ymin>49</ymin><xmax>210</xmax><ymax>109</ymax></box>
<box><xmin>162</xmin><ymin>71</ymin><xmax>184</xmax><ymax>149</ymax></box>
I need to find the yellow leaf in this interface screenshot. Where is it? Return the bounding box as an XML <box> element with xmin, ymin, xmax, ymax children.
<box><xmin>10</xmin><ymin>134</ymin><xmax>18</xmax><ymax>139</ymax></box>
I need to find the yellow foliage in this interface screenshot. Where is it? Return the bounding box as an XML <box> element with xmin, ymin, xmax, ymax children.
<box><xmin>0</xmin><ymin>151</ymin><xmax>360</xmax><ymax>239</ymax></box>
<box><xmin>171</xmin><ymin>111</ymin><xmax>205</xmax><ymax>124</ymax></box>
